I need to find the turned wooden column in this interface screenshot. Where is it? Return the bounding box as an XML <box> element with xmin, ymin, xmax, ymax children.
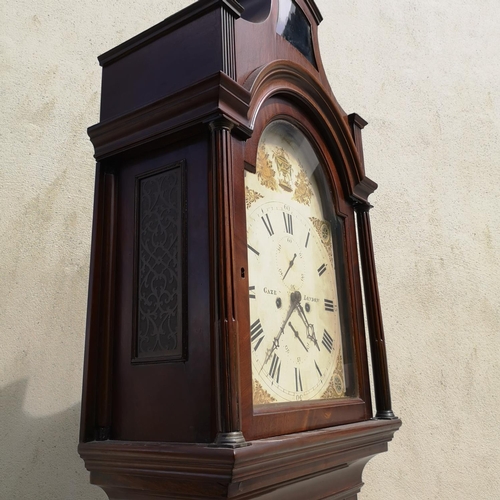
<box><xmin>355</xmin><ymin>203</ymin><xmax>396</xmax><ymax>419</ymax></box>
<box><xmin>348</xmin><ymin>112</ymin><xmax>396</xmax><ymax>419</ymax></box>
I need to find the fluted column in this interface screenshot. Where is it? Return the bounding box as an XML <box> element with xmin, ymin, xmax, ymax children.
<box><xmin>209</xmin><ymin>118</ymin><xmax>247</xmax><ymax>447</ymax></box>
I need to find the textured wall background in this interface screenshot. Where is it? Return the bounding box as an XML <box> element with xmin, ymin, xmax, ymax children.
<box><xmin>1</xmin><ymin>1</ymin><xmax>499</xmax><ymax>499</ymax></box>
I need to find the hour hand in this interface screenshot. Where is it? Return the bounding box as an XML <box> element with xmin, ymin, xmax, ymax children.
<box><xmin>288</xmin><ymin>321</ymin><xmax>308</xmax><ymax>352</ymax></box>
<box><xmin>296</xmin><ymin>303</ymin><xmax>320</xmax><ymax>351</ymax></box>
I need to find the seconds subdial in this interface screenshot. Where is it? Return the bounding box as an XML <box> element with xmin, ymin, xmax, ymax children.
<box><xmin>276</xmin><ymin>235</ymin><xmax>305</xmax><ymax>291</ymax></box>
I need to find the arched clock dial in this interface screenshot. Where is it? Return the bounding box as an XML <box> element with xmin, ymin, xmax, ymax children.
<box><xmin>245</xmin><ymin>120</ymin><xmax>348</xmax><ymax>405</ymax></box>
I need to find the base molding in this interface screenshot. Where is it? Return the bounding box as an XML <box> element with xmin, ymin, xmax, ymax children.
<box><xmin>79</xmin><ymin>419</ymin><xmax>401</xmax><ymax>499</ymax></box>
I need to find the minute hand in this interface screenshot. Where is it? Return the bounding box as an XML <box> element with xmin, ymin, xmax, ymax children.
<box><xmin>263</xmin><ymin>291</ymin><xmax>301</xmax><ymax>368</ymax></box>
<box><xmin>296</xmin><ymin>302</ymin><xmax>320</xmax><ymax>351</ymax></box>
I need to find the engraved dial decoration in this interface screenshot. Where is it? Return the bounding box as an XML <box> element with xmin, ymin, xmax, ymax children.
<box><xmin>246</xmin><ymin>120</ymin><xmax>350</xmax><ymax>405</ymax></box>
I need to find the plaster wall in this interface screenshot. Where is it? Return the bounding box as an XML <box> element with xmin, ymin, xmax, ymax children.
<box><xmin>1</xmin><ymin>1</ymin><xmax>498</xmax><ymax>499</ymax></box>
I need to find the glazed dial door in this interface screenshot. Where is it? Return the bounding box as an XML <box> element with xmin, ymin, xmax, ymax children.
<box><xmin>245</xmin><ymin>120</ymin><xmax>355</xmax><ymax>405</ymax></box>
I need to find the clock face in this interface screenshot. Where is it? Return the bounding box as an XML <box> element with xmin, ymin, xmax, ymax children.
<box><xmin>245</xmin><ymin>120</ymin><xmax>350</xmax><ymax>405</ymax></box>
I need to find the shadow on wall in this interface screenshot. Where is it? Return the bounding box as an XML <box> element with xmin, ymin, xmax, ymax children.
<box><xmin>0</xmin><ymin>379</ymin><xmax>106</xmax><ymax>500</ymax></box>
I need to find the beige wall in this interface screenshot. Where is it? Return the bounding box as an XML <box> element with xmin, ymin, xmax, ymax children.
<box><xmin>1</xmin><ymin>1</ymin><xmax>498</xmax><ymax>499</ymax></box>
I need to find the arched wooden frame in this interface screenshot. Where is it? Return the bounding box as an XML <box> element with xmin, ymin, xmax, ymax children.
<box><xmin>234</xmin><ymin>91</ymin><xmax>372</xmax><ymax>440</ymax></box>
<box><xmin>243</xmin><ymin>60</ymin><xmax>376</xmax><ymax>202</ymax></box>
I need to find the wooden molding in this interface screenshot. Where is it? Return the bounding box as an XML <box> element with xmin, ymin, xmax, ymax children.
<box><xmin>88</xmin><ymin>72</ymin><xmax>252</xmax><ymax>161</ymax></box>
<box><xmin>348</xmin><ymin>113</ymin><xmax>368</xmax><ymax>176</ymax></box>
<box><xmin>300</xmin><ymin>0</ymin><xmax>323</xmax><ymax>25</ymax></box>
<box><xmin>243</xmin><ymin>60</ymin><xmax>376</xmax><ymax>203</ymax></box>
<box><xmin>99</xmin><ymin>0</ymin><xmax>244</xmax><ymax>67</ymax></box>
<box><xmin>79</xmin><ymin>419</ymin><xmax>401</xmax><ymax>499</ymax></box>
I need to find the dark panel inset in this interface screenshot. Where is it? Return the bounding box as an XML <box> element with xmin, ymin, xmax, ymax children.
<box><xmin>277</xmin><ymin>0</ymin><xmax>316</xmax><ymax>66</ymax></box>
<box><xmin>134</xmin><ymin>161</ymin><xmax>186</xmax><ymax>362</ymax></box>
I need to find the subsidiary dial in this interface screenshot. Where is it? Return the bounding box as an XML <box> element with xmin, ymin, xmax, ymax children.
<box><xmin>276</xmin><ymin>234</ymin><xmax>305</xmax><ymax>291</ymax></box>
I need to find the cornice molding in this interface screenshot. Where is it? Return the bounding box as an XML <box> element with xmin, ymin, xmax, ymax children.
<box><xmin>99</xmin><ymin>0</ymin><xmax>244</xmax><ymax>67</ymax></box>
<box><xmin>88</xmin><ymin>72</ymin><xmax>251</xmax><ymax>160</ymax></box>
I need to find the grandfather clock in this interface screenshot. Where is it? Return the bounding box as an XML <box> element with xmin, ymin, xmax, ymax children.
<box><xmin>79</xmin><ymin>0</ymin><xmax>401</xmax><ymax>498</ymax></box>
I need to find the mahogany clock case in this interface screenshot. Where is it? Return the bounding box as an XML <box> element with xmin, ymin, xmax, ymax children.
<box><xmin>79</xmin><ymin>0</ymin><xmax>400</xmax><ymax>497</ymax></box>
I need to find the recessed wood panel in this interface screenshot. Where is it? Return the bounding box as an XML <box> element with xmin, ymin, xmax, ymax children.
<box><xmin>134</xmin><ymin>162</ymin><xmax>186</xmax><ymax>363</ymax></box>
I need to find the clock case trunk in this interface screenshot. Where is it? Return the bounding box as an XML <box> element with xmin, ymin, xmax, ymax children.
<box><xmin>79</xmin><ymin>0</ymin><xmax>400</xmax><ymax>498</ymax></box>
